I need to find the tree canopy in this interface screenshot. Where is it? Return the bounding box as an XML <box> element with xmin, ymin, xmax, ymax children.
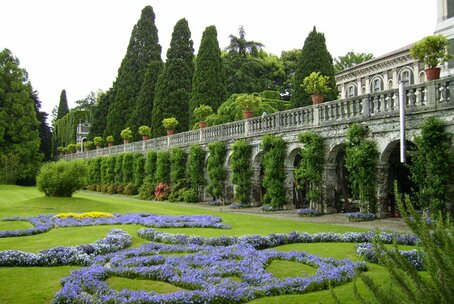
<box><xmin>334</xmin><ymin>50</ymin><xmax>373</xmax><ymax>73</ymax></box>
<box><xmin>56</xmin><ymin>89</ymin><xmax>69</xmax><ymax>120</ymax></box>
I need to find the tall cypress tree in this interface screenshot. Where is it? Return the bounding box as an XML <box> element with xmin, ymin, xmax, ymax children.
<box><xmin>0</xmin><ymin>49</ymin><xmax>42</xmax><ymax>184</ymax></box>
<box><xmin>56</xmin><ymin>89</ymin><xmax>69</xmax><ymax>120</ymax></box>
<box><xmin>128</xmin><ymin>60</ymin><xmax>163</xmax><ymax>140</ymax></box>
<box><xmin>89</xmin><ymin>90</ymin><xmax>113</xmax><ymax>139</ymax></box>
<box><xmin>189</xmin><ymin>25</ymin><xmax>226</xmax><ymax>125</ymax></box>
<box><xmin>31</xmin><ymin>90</ymin><xmax>52</xmax><ymax>161</ymax></box>
<box><xmin>151</xmin><ymin>18</ymin><xmax>194</xmax><ymax>137</ymax></box>
<box><xmin>106</xmin><ymin>6</ymin><xmax>162</xmax><ymax>142</ymax></box>
<box><xmin>291</xmin><ymin>27</ymin><xmax>338</xmax><ymax>108</ymax></box>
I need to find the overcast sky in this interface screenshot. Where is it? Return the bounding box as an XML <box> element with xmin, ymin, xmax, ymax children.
<box><xmin>1</xmin><ymin>0</ymin><xmax>437</xmax><ymax>118</ymax></box>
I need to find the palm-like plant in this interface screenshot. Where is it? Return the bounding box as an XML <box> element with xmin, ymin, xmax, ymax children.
<box><xmin>226</xmin><ymin>26</ymin><xmax>264</xmax><ymax>58</ymax></box>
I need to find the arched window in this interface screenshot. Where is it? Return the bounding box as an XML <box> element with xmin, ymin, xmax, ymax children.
<box><xmin>347</xmin><ymin>83</ymin><xmax>357</xmax><ymax>97</ymax></box>
<box><xmin>398</xmin><ymin>67</ymin><xmax>414</xmax><ymax>85</ymax></box>
<box><xmin>370</xmin><ymin>76</ymin><xmax>384</xmax><ymax>93</ymax></box>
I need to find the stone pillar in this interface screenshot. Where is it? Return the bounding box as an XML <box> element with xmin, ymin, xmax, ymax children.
<box><xmin>375</xmin><ymin>162</ymin><xmax>390</xmax><ymax>218</ymax></box>
<box><xmin>284</xmin><ymin>166</ymin><xmax>295</xmax><ymax>209</ymax></box>
<box><xmin>224</xmin><ymin>169</ymin><xmax>235</xmax><ymax>204</ymax></box>
<box><xmin>322</xmin><ymin>164</ymin><xmax>337</xmax><ymax>214</ymax></box>
<box><xmin>392</xmin><ymin>68</ymin><xmax>398</xmax><ymax>89</ymax></box>
<box><xmin>251</xmin><ymin>164</ymin><xmax>261</xmax><ymax>206</ymax></box>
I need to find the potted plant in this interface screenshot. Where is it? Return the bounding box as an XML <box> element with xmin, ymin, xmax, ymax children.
<box><xmin>120</xmin><ymin>128</ymin><xmax>133</xmax><ymax>144</ymax></box>
<box><xmin>410</xmin><ymin>34</ymin><xmax>452</xmax><ymax>80</ymax></box>
<box><xmin>93</xmin><ymin>136</ymin><xmax>103</xmax><ymax>149</ymax></box>
<box><xmin>236</xmin><ymin>93</ymin><xmax>261</xmax><ymax>119</ymax></box>
<box><xmin>138</xmin><ymin>125</ymin><xmax>151</xmax><ymax>140</ymax></box>
<box><xmin>193</xmin><ymin>104</ymin><xmax>213</xmax><ymax>128</ymax></box>
<box><xmin>106</xmin><ymin>136</ymin><xmax>114</xmax><ymax>147</ymax></box>
<box><xmin>162</xmin><ymin>117</ymin><xmax>178</xmax><ymax>135</ymax></box>
<box><xmin>302</xmin><ymin>71</ymin><xmax>331</xmax><ymax>104</ymax></box>
<box><xmin>84</xmin><ymin>140</ymin><xmax>94</xmax><ymax>151</ymax></box>
<box><xmin>57</xmin><ymin>146</ymin><xmax>65</xmax><ymax>155</ymax></box>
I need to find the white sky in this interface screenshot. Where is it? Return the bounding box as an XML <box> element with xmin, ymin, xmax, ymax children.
<box><xmin>1</xmin><ymin>0</ymin><xmax>437</xmax><ymax>118</ymax></box>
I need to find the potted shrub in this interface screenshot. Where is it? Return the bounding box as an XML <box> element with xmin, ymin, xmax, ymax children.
<box><xmin>236</xmin><ymin>93</ymin><xmax>261</xmax><ymax>119</ymax></box>
<box><xmin>106</xmin><ymin>136</ymin><xmax>114</xmax><ymax>147</ymax></box>
<box><xmin>193</xmin><ymin>104</ymin><xmax>213</xmax><ymax>128</ymax></box>
<box><xmin>84</xmin><ymin>140</ymin><xmax>94</xmax><ymax>151</ymax></box>
<box><xmin>410</xmin><ymin>34</ymin><xmax>452</xmax><ymax>80</ymax></box>
<box><xmin>93</xmin><ymin>136</ymin><xmax>103</xmax><ymax>149</ymax></box>
<box><xmin>162</xmin><ymin>117</ymin><xmax>178</xmax><ymax>135</ymax></box>
<box><xmin>138</xmin><ymin>125</ymin><xmax>151</xmax><ymax>140</ymax></box>
<box><xmin>120</xmin><ymin>127</ymin><xmax>133</xmax><ymax>144</ymax></box>
<box><xmin>302</xmin><ymin>71</ymin><xmax>331</xmax><ymax>104</ymax></box>
<box><xmin>57</xmin><ymin>146</ymin><xmax>65</xmax><ymax>155</ymax></box>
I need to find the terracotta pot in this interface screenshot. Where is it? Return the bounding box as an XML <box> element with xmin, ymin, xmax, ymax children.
<box><xmin>198</xmin><ymin>121</ymin><xmax>207</xmax><ymax>128</ymax></box>
<box><xmin>142</xmin><ymin>135</ymin><xmax>150</xmax><ymax>141</ymax></box>
<box><xmin>107</xmin><ymin>142</ymin><xmax>113</xmax><ymax>147</ymax></box>
<box><xmin>311</xmin><ymin>94</ymin><xmax>324</xmax><ymax>105</ymax></box>
<box><xmin>243</xmin><ymin>111</ymin><xmax>253</xmax><ymax>119</ymax></box>
<box><xmin>166</xmin><ymin>129</ymin><xmax>174</xmax><ymax>136</ymax></box>
<box><xmin>123</xmin><ymin>139</ymin><xmax>129</xmax><ymax>145</ymax></box>
<box><xmin>425</xmin><ymin>67</ymin><xmax>441</xmax><ymax>81</ymax></box>
<box><xmin>393</xmin><ymin>210</ymin><xmax>401</xmax><ymax>218</ymax></box>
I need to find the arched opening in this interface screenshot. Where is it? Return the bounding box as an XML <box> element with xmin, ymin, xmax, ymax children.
<box><xmin>252</xmin><ymin>151</ymin><xmax>265</xmax><ymax>206</ymax></box>
<box><xmin>384</xmin><ymin>140</ymin><xmax>418</xmax><ymax>215</ymax></box>
<box><xmin>292</xmin><ymin>153</ymin><xmax>307</xmax><ymax>209</ymax></box>
<box><xmin>334</xmin><ymin>146</ymin><xmax>354</xmax><ymax>212</ymax></box>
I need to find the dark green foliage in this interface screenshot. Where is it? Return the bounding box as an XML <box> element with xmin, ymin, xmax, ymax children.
<box><xmin>31</xmin><ymin>90</ymin><xmax>52</xmax><ymax>161</ymax></box>
<box><xmin>226</xmin><ymin>26</ymin><xmax>264</xmax><ymax>58</ymax></box>
<box><xmin>294</xmin><ymin>131</ymin><xmax>325</xmax><ymax>208</ymax></box>
<box><xmin>114</xmin><ymin>154</ymin><xmax>124</xmax><ymax>184</ymax></box>
<box><xmin>144</xmin><ymin>150</ymin><xmax>157</xmax><ymax>183</ymax></box>
<box><xmin>410</xmin><ymin>117</ymin><xmax>453</xmax><ymax>214</ymax></box>
<box><xmin>152</xmin><ymin>18</ymin><xmax>194</xmax><ymax>137</ymax></box>
<box><xmin>207</xmin><ymin>141</ymin><xmax>227</xmax><ymax>200</ymax></box>
<box><xmin>106</xmin><ymin>6</ymin><xmax>162</xmax><ymax>141</ymax></box>
<box><xmin>186</xmin><ymin>145</ymin><xmax>206</xmax><ymax>202</ymax></box>
<box><xmin>122</xmin><ymin>153</ymin><xmax>135</xmax><ymax>184</ymax></box>
<box><xmin>190</xmin><ymin>25</ymin><xmax>226</xmax><ymax>124</ymax></box>
<box><xmin>206</xmin><ymin>92</ymin><xmax>289</xmax><ymax>126</ymax></box>
<box><xmin>291</xmin><ymin>27</ymin><xmax>338</xmax><ymax>107</ymax></box>
<box><xmin>36</xmin><ymin>160</ymin><xmax>87</xmax><ymax>197</ymax></box>
<box><xmin>91</xmin><ymin>157</ymin><xmax>102</xmax><ymax>185</ymax></box>
<box><xmin>105</xmin><ymin>156</ymin><xmax>116</xmax><ymax>185</ymax></box>
<box><xmin>56</xmin><ymin>89</ymin><xmax>69</xmax><ymax>120</ymax></box>
<box><xmin>100</xmin><ymin>157</ymin><xmax>109</xmax><ymax>185</ymax></box>
<box><xmin>133</xmin><ymin>153</ymin><xmax>145</xmax><ymax>190</ymax></box>
<box><xmin>354</xmin><ymin>185</ymin><xmax>454</xmax><ymax>304</ymax></box>
<box><xmin>129</xmin><ymin>60</ymin><xmax>163</xmax><ymax>140</ymax></box>
<box><xmin>280</xmin><ymin>49</ymin><xmax>302</xmax><ymax>100</ymax></box>
<box><xmin>170</xmin><ymin>147</ymin><xmax>187</xmax><ymax>185</ymax></box>
<box><xmin>90</xmin><ymin>92</ymin><xmax>112</xmax><ymax>139</ymax></box>
<box><xmin>334</xmin><ymin>50</ymin><xmax>373</xmax><ymax>73</ymax></box>
<box><xmin>344</xmin><ymin>123</ymin><xmax>379</xmax><ymax>213</ymax></box>
<box><xmin>231</xmin><ymin>140</ymin><xmax>253</xmax><ymax>204</ymax></box>
<box><xmin>155</xmin><ymin>150</ymin><xmax>171</xmax><ymax>185</ymax></box>
<box><xmin>261</xmin><ymin>135</ymin><xmax>287</xmax><ymax>208</ymax></box>
<box><xmin>0</xmin><ymin>49</ymin><xmax>42</xmax><ymax>184</ymax></box>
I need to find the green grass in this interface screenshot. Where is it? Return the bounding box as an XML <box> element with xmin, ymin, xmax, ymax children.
<box><xmin>0</xmin><ymin>185</ymin><xmax>409</xmax><ymax>303</ymax></box>
<box><xmin>266</xmin><ymin>259</ymin><xmax>318</xmax><ymax>278</ymax></box>
<box><xmin>107</xmin><ymin>277</ymin><xmax>185</xmax><ymax>293</ymax></box>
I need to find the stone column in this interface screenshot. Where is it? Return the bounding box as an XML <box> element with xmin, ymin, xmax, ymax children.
<box><xmin>284</xmin><ymin>166</ymin><xmax>295</xmax><ymax>209</ymax></box>
<box><xmin>251</xmin><ymin>164</ymin><xmax>262</xmax><ymax>206</ymax></box>
<box><xmin>375</xmin><ymin>162</ymin><xmax>390</xmax><ymax>218</ymax></box>
<box><xmin>322</xmin><ymin>164</ymin><xmax>337</xmax><ymax>214</ymax></box>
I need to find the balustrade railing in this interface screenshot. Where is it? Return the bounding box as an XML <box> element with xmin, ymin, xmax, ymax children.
<box><xmin>61</xmin><ymin>76</ymin><xmax>454</xmax><ymax>161</ymax></box>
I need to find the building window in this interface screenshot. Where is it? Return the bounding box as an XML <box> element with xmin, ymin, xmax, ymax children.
<box><xmin>347</xmin><ymin>84</ymin><xmax>357</xmax><ymax>97</ymax></box>
<box><xmin>370</xmin><ymin>76</ymin><xmax>384</xmax><ymax>93</ymax></box>
<box><xmin>398</xmin><ymin>68</ymin><xmax>414</xmax><ymax>85</ymax></box>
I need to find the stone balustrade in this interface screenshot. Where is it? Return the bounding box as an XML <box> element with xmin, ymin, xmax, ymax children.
<box><xmin>61</xmin><ymin>76</ymin><xmax>454</xmax><ymax>161</ymax></box>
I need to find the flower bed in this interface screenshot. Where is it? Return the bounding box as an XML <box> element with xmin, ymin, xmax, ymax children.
<box><xmin>345</xmin><ymin>212</ymin><xmax>376</xmax><ymax>222</ymax></box>
<box><xmin>0</xmin><ymin>213</ymin><xmax>230</xmax><ymax>238</ymax></box>
<box><xmin>355</xmin><ymin>243</ymin><xmax>425</xmax><ymax>270</ymax></box>
<box><xmin>229</xmin><ymin>203</ymin><xmax>252</xmax><ymax>209</ymax></box>
<box><xmin>298</xmin><ymin>208</ymin><xmax>322</xmax><ymax>217</ymax></box>
<box><xmin>260</xmin><ymin>204</ymin><xmax>284</xmax><ymax>212</ymax></box>
<box><xmin>0</xmin><ymin>229</ymin><xmax>131</xmax><ymax>266</ymax></box>
<box><xmin>53</xmin><ymin>241</ymin><xmax>367</xmax><ymax>303</ymax></box>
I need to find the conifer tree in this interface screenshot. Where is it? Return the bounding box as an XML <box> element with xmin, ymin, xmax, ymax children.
<box><xmin>89</xmin><ymin>91</ymin><xmax>112</xmax><ymax>139</ymax></box>
<box><xmin>152</xmin><ymin>18</ymin><xmax>194</xmax><ymax>137</ymax></box>
<box><xmin>190</xmin><ymin>25</ymin><xmax>226</xmax><ymax>125</ymax></box>
<box><xmin>291</xmin><ymin>27</ymin><xmax>338</xmax><ymax>108</ymax></box>
<box><xmin>106</xmin><ymin>6</ymin><xmax>162</xmax><ymax>142</ymax></box>
<box><xmin>56</xmin><ymin>89</ymin><xmax>69</xmax><ymax>120</ymax></box>
<box><xmin>0</xmin><ymin>49</ymin><xmax>42</xmax><ymax>184</ymax></box>
<box><xmin>31</xmin><ymin>90</ymin><xmax>52</xmax><ymax>161</ymax></box>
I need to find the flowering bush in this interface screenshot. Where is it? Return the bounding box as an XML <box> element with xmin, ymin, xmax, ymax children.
<box><xmin>345</xmin><ymin>212</ymin><xmax>376</xmax><ymax>222</ymax></box>
<box><xmin>154</xmin><ymin>182</ymin><xmax>170</xmax><ymax>201</ymax></box>
<box><xmin>261</xmin><ymin>204</ymin><xmax>284</xmax><ymax>212</ymax></box>
<box><xmin>54</xmin><ymin>212</ymin><xmax>114</xmax><ymax>219</ymax></box>
<box><xmin>355</xmin><ymin>243</ymin><xmax>425</xmax><ymax>271</ymax></box>
<box><xmin>229</xmin><ymin>203</ymin><xmax>251</xmax><ymax>209</ymax></box>
<box><xmin>298</xmin><ymin>208</ymin><xmax>322</xmax><ymax>217</ymax></box>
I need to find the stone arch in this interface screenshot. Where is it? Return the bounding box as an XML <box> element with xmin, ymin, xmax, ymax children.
<box><xmin>325</xmin><ymin>142</ymin><xmax>352</xmax><ymax>212</ymax></box>
<box><xmin>370</xmin><ymin>75</ymin><xmax>385</xmax><ymax>93</ymax></box>
<box><xmin>397</xmin><ymin>66</ymin><xmax>415</xmax><ymax>86</ymax></box>
<box><xmin>251</xmin><ymin>149</ymin><xmax>264</xmax><ymax>206</ymax></box>
<box><xmin>346</xmin><ymin>82</ymin><xmax>358</xmax><ymax>98</ymax></box>
<box><xmin>286</xmin><ymin>143</ymin><xmax>303</xmax><ymax>208</ymax></box>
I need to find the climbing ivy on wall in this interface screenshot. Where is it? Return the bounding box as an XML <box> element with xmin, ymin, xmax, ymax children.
<box><xmin>261</xmin><ymin>135</ymin><xmax>287</xmax><ymax>209</ymax></box>
<box><xmin>207</xmin><ymin>141</ymin><xmax>227</xmax><ymax>201</ymax></box>
<box><xmin>144</xmin><ymin>150</ymin><xmax>157</xmax><ymax>183</ymax></box>
<box><xmin>294</xmin><ymin>131</ymin><xmax>325</xmax><ymax>210</ymax></box>
<box><xmin>344</xmin><ymin>123</ymin><xmax>379</xmax><ymax>213</ymax></box>
<box><xmin>155</xmin><ymin>150</ymin><xmax>171</xmax><ymax>185</ymax></box>
<box><xmin>231</xmin><ymin>139</ymin><xmax>253</xmax><ymax>204</ymax></box>
<box><xmin>168</xmin><ymin>147</ymin><xmax>188</xmax><ymax>202</ymax></box>
<box><xmin>133</xmin><ymin>153</ymin><xmax>145</xmax><ymax>191</ymax></box>
<box><xmin>410</xmin><ymin>117</ymin><xmax>453</xmax><ymax>214</ymax></box>
<box><xmin>52</xmin><ymin>110</ymin><xmax>91</xmax><ymax>153</ymax></box>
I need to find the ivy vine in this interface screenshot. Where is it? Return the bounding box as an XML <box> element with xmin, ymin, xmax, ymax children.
<box><xmin>231</xmin><ymin>140</ymin><xmax>253</xmax><ymax>204</ymax></box>
<box><xmin>207</xmin><ymin>141</ymin><xmax>227</xmax><ymax>201</ymax></box>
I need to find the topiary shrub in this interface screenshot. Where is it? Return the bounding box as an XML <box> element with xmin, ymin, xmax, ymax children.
<box><xmin>231</xmin><ymin>139</ymin><xmax>253</xmax><ymax>204</ymax></box>
<box><xmin>187</xmin><ymin>145</ymin><xmax>206</xmax><ymax>202</ymax></box>
<box><xmin>133</xmin><ymin>153</ymin><xmax>145</xmax><ymax>191</ymax></box>
<box><xmin>155</xmin><ymin>151</ymin><xmax>171</xmax><ymax>185</ymax></box>
<box><xmin>36</xmin><ymin>160</ymin><xmax>87</xmax><ymax>197</ymax></box>
<box><xmin>169</xmin><ymin>147</ymin><xmax>188</xmax><ymax>202</ymax></box>
<box><xmin>207</xmin><ymin>141</ymin><xmax>227</xmax><ymax>201</ymax></box>
<box><xmin>144</xmin><ymin>150</ymin><xmax>158</xmax><ymax>183</ymax></box>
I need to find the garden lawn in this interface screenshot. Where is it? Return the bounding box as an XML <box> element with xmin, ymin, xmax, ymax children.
<box><xmin>0</xmin><ymin>185</ymin><xmax>406</xmax><ymax>303</ymax></box>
